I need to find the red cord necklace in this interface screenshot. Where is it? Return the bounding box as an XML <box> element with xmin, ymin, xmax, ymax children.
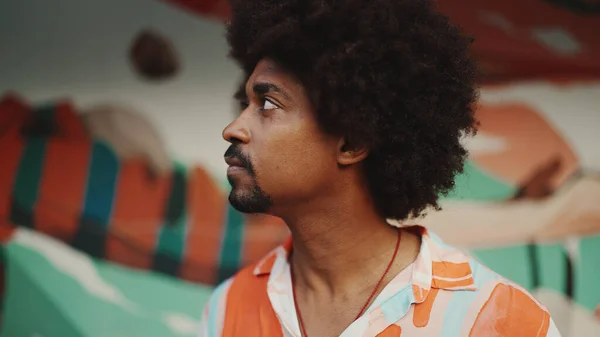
<box><xmin>290</xmin><ymin>228</ymin><xmax>402</xmax><ymax>337</ymax></box>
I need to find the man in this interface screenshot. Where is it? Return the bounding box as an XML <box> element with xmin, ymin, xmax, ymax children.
<box><xmin>199</xmin><ymin>0</ymin><xmax>562</xmax><ymax>336</ymax></box>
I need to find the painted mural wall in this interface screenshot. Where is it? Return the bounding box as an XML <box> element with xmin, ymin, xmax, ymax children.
<box><xmin>0</xmin><ymin>0</ymin><xmax>599</xmax><ymax>336</ymax></box>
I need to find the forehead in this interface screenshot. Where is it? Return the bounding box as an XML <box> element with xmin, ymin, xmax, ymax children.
<box><xmin>246</xmin><ymin>58</ymin><xmax>298</xmax><ymax>89</ymax></box>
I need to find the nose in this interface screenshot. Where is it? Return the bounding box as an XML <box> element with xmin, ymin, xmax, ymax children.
<box><xmin>222</xmin><ymin>114</ymin><xmax>250</xmax><ymax>144</ymax></box>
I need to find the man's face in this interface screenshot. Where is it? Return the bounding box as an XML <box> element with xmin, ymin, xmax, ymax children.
<box><xmin>223</xmin><ymin>58</ymin><xmax>339</xmax><ymax>214</ymax></box>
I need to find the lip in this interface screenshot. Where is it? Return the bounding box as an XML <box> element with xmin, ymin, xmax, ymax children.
<box><xmin>224</xmin><ymin>156</ymin><xmax>244</xmax><ymax>168</ymax></box>
<box><xmin>227</xmin><ymin>166</ymin><xmax>247</xmax><ymax>176</ymax></box>
<box><xmin>225</xmin><ymin>156</ymin><xmax>247</xmax><ymax>176</ymax></box>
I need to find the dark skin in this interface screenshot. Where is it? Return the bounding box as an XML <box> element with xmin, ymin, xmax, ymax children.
<box><xmin>223</xmin><ymin>58</ymin><xmax>420</xmax><ymax>337</ymax></box>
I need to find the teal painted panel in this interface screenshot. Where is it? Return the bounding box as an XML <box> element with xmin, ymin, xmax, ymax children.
<box><xmin>445</xmin><ymin>161</ymin><xmax>517</xmax><ymax>201</ymax></box>
<box><xmin>472</xmin><ymin>244</ymin><xmax>534</xmax><ymax>291</ymax></box>
<box><xmin>535</xmin><ymin>244</ymin><xmax>569</xmax><ymax>294</ymax></box>
<box><xmin>1</xmin><ymin>232</ymin><xmax>214</xmax><ymax>337</ymax></box>
<box><xmin>2</xmin><ymin>249</ymin><xmax>82</xmax><ymax>337</ymax></box>
<box><xmin>575</xmin><ymin>235</ymin><xmax>600</xmax><ymax>311</ymax></box>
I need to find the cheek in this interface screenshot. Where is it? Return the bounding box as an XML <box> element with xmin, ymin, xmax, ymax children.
<box><xmin>256</xmin><ymin>130</ymin><xmax>336</xmax><ymax>195</ymax></box>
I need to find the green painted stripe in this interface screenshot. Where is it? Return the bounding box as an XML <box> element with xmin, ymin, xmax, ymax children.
<box><xmin>153</xmin><ymin>164</ymin><xmax>187</xmax><ymax>276</ymax></box>
<box><xmin>11</xmin><ymin>105</ymin><xmax>54</xmax><ymax>228</ymax></box>
<box><xmin>216</xmin><ymin>204</ymin><xmax>245</xmax><ymax>283</ymax></box>
<box><xmin>11</xmin><ymin>138</ymin><xmax>47</xmax><ymax>228</ymax></box>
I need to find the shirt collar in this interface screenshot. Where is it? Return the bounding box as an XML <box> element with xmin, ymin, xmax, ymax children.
<box><xmin>409</xmin><ymin>226</ymin><xmax>477</xmax><ymax>304</ymax></box>
<box><xmin>253</xmin><ymin>235</ymin><xmax>293</xmax><ymax>276</ymax></box>
<box><xmin>252</xmin><ymin>225</ymin><xmax>476</xmax><ymax>302</ymax></box>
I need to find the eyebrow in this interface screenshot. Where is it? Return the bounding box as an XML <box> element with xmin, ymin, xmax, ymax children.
<box><xmin>234</xmin><ymin>82</ymin><xmax>247</xmax><ymax>102</ymax></box>
<box><xmin>253</xmin><ymin>82</ymin><xmax>292</xmax><ymax>101</ymax></box>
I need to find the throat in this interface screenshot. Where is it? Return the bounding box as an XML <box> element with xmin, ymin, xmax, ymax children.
<box><xmin>292</xmin><ymin>226</ymin><xmax>401</xmax><ymax>313</ymax></box>
<box><xmin>289</xmin><ymin>226</ymin><xmax>420</xmax><ymax>337</ymax></box>
<box><xmin>289</xmin><ymin>219</ymin><xmax>404</xmax><ymax>294</ymax></box>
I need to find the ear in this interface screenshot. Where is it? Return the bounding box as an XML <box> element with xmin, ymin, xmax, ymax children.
<box><xmin>336</xmin><ymin>137</ymin><xmax>369</xmax><ymax>166</ymax></box>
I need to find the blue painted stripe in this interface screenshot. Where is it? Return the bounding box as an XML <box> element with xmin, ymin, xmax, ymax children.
<box><xmin>72</xmin><ymin>142</ymin><xmax>119</xmax><ymax>258</ymax></box>
<box><xmin>81</xmin><ymin>142</ymin><xmax>119</xmax><ymax>226</ymax></box>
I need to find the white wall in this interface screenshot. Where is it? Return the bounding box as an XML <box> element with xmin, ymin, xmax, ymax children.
<box><xmin>1</xmin><ymin>0</ymin><xmax>599</xmax><ymax>180</ymax></box>
<box><xmin>0</xmin><ymin>0</ymin><xmax>240</xmax><ymax>180</ymax></box>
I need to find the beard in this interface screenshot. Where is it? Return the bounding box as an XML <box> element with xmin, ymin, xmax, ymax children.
<box><xmin>227</xmin><ymin>175</ymin><xmax>273</xmax><ymax>213</ymax></box>
<box><xmin>225</xmin><ymin>144</ymin><xmax>273</xmax><ymax>213</ymax></box>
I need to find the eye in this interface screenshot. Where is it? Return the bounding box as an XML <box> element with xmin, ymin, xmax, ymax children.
<box><xmin>262</xmin><ymin>99</ymin><xmax>278</xmax><ymax>110</ymax></box>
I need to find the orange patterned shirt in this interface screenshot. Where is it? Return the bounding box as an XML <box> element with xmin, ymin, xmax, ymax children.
<box><xmin>199</xmin><ymin>225</ymin><xmax>561</xmax><ymax>336</ymax></box>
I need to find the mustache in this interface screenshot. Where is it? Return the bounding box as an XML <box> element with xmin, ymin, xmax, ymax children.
<box><xmin>224</xmin><ymin>144</ymin><xmax>254</xmax><ymax>174</ymax></box>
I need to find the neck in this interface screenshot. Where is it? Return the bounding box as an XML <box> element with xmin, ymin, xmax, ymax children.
<box><xmin>279</xmin><ymin>183</ymin><xmax>405</xmax><ymax>296</ymax></box>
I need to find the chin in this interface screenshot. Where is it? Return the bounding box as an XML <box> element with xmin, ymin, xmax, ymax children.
<box><xmin>229</xmin><ymin>199</ymin><xmax>262</xmax><ymax>214</ymax></box>
<box><xmin>228</xmin><ymin>187</ymin><xmax>273</xmax><ymax>214</ymax></box>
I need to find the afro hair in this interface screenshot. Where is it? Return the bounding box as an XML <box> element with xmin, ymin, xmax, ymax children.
<box><xmin>226</xmin><ymin>0</ymin><xmax>479</xmax><ymax>220</ymax></box>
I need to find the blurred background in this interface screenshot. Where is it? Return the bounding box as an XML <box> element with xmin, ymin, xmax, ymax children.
<box><xmin>0</xmin><ymin>0</ymin><xmax>598</xmax><ymax>336</ymax></box>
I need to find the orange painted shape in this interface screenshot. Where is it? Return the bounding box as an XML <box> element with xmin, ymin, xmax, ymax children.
<box><xmin>377</xmin><ymin>324</ymin><xmax>402</xmax><ymax>337</ymax></box>
<box><xmin>0</xmin><ymin>95</ymin><xmax>30</xmax><ymax>219</ymax></box>
<box><xmin>106</xmin><ymin>160</ymin><xmax>171</xmax><ymax>270</ymax></box>
<box><xmin>437</xmin><ymin>0</ymin><xmax>600</xmax><ymax>80</ymax></box>
<box><xmin>222</xmin><ymin>267</ymin><xmax>283</xmax><ymax>337</ymax></box>
<box><xmin>241</xmin><ymin>214</ymin><xmax>288</xmax><ymax>268</ymax></box>
<box><xmin>105</xmin><ymin>235</ymin><xmax>154</xmax><ymax>271</ymax></box>
<box><xmin>413</xmin><ymin>288</ymin><xmax>439</xmax><ymax>327</ymax></box>
<box><xmin>0</xmin><ymin>130</ymin><xmax>25</xmax><ymax>220</ymax></box>
<box><xmin>0</xmin><ymin>95</ymin><xmax>27</xmax><ymax>134</ymax></box>
<box><xmin>469</xmin><ymin>283</ymin><xmax>550</xmax><ymax>337</ymax></box>
<box><xmin>210</xmin><ymin>0</ymin><xmax>231</xmax><ymax>20</ymax></box>
<box><xmin>179</xmin><ymin>166</ymin><xmax>226</xmax><ymax>284</ymax></box>
<box><xmin>0</xmin><ymin>222</ymin><xmax>17</xmax><ymax>244</ymax></box>
<box><xmin>471</xmin><ymin>103</ymin><xmax>579</xmax><ymax>189</ymax></box>
<box><xmin>54</xmin><ymin>102</ymin><xmax>88</xmax><ymax>140</ymax></box>
<box><xmin>34</xmin><ymin>140</ymin><xmax>91</xmax><ymax>242</ymax></box>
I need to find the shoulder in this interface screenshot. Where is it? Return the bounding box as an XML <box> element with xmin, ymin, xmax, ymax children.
<box><xmin>197</xmin><ymin>264</ymin><xmax>272</xmax><ymax>337</ymax></box>
<box><xmin>197</xmin><ymin>277</ymin><xmax>234</xmax><ymax>337</ymax></box>
<box><xmin>461</xmin><ymin>258</ymin><xmax>562</xmax><ymax>336</ymax></box>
